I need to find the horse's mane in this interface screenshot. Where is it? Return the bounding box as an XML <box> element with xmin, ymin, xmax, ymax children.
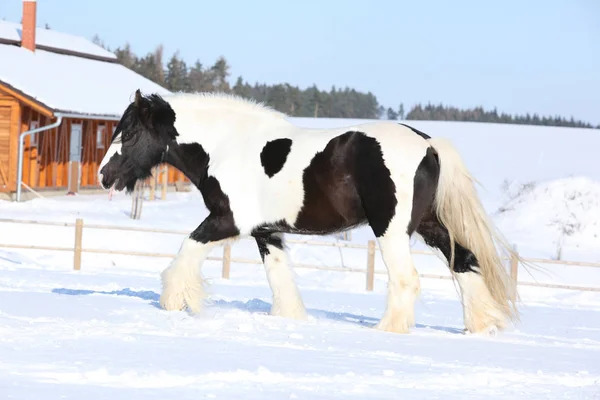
<box><xmin>164</xmin><ymin>91</ymin><xmax>290</xmax><ymax>122</ymax></box>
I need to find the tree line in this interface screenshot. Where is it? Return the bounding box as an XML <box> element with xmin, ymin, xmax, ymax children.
<box><xmin>406</xmin><ymin>103</ymin><xmax>598</xmax><ymax>129</ymax></box>
<box><xmin>92</xmin><ymin>36</ymin><xmax>598</xmax><ymax>129</ymax></box>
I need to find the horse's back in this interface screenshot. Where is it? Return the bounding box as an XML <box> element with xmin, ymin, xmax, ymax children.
<box><xmin>211</xmin><ymin>120</ymin><xmax>432</xmax><ymax>235</ymax></box>
<box><xmin>351</xmin><ymin>122</ymin><xmax>433</xmax><ymax>182</ymax></box>
<box><xmin>264</xmin><ymin>122</ymin><xmax>432</xmax><ymax>233</ymax></box>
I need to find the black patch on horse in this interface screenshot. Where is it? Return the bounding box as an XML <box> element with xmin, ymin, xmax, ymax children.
<box><xmin>294</xmin><ymin>131</ymin><xmax>396</xmax><ymax>238</ymax></box>
<box><xmin>407</xmin><ymin>146</ymin><xmax>440</xmax><ymax>235</ymax></box>
<box><xmin>416</xmin><ymin>207</ymin><xmax>480</xmax><ymax>274</ymax></box>
<box><xmin>251</xmin><ymin>219</ymin><xmax>294</xmax><ymax>237</ymax></box>
<box><xmin>253</xmin><ymin>233</ymin><xmax>284</xmax><ymax>261</ymax></box>
<box><xmin>399</xmin><ymin>123</ymin><xmax>431</xmax><ymax>140</ymax></box>
<box><xmin>260</xmin><ymin>138</ymin><xmax>292</xmax><ymax>178</ymax></box>
<box><xmin>163</xmin><ymin>142</ymin><xmax>240</xmax><ymax>244</ymax></box>
<box><xmin>165</xmin><ymin>142</ymin><xmax>210</xmax><ymax>188</ymax></box>
<box><xmin>353</xmin><ymin>133</ymin><xmax>398</xmax><ymax>237</ymax></box>
<box><xmin>189</xmin><ymin>176</ymin><xmax>240</xmax><ymax>243</ymax></box>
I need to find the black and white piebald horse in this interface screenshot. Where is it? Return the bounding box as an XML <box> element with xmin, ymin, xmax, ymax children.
<box><xmin>98</xmin><ymin>90</ymin><xmax>520</xmax><ymax>335</ymax></box>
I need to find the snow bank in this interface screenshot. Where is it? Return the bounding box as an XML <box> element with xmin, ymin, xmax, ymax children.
<box><xmin>494</xmin><ymin>176</ymin><xmax>600</xmax><ymax>262</ymax></box>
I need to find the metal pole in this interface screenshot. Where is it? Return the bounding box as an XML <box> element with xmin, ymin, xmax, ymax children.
<box><xmin>16</xmin><ymin>116</ymin><xmax>63</xmax><ymax>202</ymax></box>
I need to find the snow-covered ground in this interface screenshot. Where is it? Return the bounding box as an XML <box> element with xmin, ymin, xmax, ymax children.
<box><xmin>1</xmin><ymin>119</ymin><xmax>599</xmax><ymax>399</ymax></box>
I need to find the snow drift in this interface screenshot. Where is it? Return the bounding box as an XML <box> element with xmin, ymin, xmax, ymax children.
<box><xmin>493</xmin><ymin>176</ymin><xmax>600</xmax><ymax>262</ymax></box>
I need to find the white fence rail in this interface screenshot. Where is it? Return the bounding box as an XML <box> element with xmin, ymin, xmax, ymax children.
<box><xmin>0</xmin><ymin>217</ymin><xmax>599</xmax><ymax>294</ymax></box>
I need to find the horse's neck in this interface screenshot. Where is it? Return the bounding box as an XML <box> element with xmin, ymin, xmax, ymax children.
<box><xmin>169</xmin><ymin>97</ymin><xmax>293</xmax><ymax>154</ymax></box>
<box><xmin>167</xmin><ymin>142</ymin><xmax>209</xmax><ymax>188</ymax></box>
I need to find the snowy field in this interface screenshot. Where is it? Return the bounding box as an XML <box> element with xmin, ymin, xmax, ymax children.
<box><xmin>1</xmin><ymin>119</ymin><xmax>600</xmax><ymax>399</ymax></box>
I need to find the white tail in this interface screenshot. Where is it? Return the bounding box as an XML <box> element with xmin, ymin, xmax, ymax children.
<box><xmin>427</xmin><ymin>137</ymin><xmax>520</xmax><ymax>328</ymax></box>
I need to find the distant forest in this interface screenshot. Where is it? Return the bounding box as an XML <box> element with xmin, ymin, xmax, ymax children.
<box><xmin>93</xmin><ymin>36</ymin><xmax>599</xmax><ymax>129</ymax></box>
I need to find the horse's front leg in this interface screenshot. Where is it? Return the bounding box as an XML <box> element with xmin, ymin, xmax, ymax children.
<box><xmin>254</xmin><ymin>232</ymin><xmax>307</xmax><ymax>320</ymax></box>
<box><xmin>160</xmin><ymin>213</ymin><xmax>238</xmax><ymax>313</ymax></box>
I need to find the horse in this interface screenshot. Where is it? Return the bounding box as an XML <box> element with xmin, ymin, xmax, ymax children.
<box><xmin>97</xmin><ymin>89</ymin><xmax>520</xmax><ymax>335</ymax></box>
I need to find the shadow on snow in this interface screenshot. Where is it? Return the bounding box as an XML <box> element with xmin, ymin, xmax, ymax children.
<box><xmin>51</xmin><ymin>287</ymin><xmax>463</xmax><ymax>335</ymax></box>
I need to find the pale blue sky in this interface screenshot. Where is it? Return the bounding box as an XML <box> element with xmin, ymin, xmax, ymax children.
<box><xmin>2</xmin><ymin>0</ymin><xmax>599</xmax><ymax>124</ymax></box>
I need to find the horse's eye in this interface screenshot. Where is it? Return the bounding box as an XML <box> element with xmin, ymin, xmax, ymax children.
<box><xmin>122</xmin><ymin>131</ymin><xmax>134</xmax><ymax>143</ymax></box>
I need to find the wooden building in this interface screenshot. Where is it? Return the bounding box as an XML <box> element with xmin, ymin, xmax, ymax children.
<box><xmin>0</xmin><ymin>1</ymin><xmax>186</xmax><ymax>201</ymax></box>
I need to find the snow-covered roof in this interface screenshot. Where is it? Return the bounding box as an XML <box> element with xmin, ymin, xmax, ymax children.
<box><xmin>0</xmin><ymin>42</ymin><xmax>171</xmax><ymax>118</ymax></box>
<box><xmin>0</xmin><ymin>20</ymin><xmax>115</xmax><ymax>61</ymax></box>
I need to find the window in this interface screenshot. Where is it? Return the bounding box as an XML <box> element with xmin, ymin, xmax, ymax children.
<box><xmin>96</xmin><ymin>125</ymin><xmax>105</xmax><ymax>149</ymax></box>
<box><xmin>29</xmin><ymin>120</ymin><xmax>39</xmax><ymax>147</ymax></box>
<box><xmin>70</xmin><ymin>123</ymin><xmax>83</xmax><ymax>163</ymax></box>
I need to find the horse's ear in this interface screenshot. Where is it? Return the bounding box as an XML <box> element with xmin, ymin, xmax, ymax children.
<box><xmin>134</xmin><ymin>89</ymin><xmax>142</xmax><ymax>106</ymax></box>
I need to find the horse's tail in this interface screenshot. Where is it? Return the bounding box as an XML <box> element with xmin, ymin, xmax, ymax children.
<box><xmin>427</xmin><ymin>137</ymin><xmax>520</xmax><ymax>324</ymax></box>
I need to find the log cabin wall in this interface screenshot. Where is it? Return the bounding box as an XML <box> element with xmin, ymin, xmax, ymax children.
<box><xmin>0</xmin><ymin>87</ymin><xmax>21</xmax><ymax>192</ymax></box>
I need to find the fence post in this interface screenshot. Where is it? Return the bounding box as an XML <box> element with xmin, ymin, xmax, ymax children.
<box><xmin>130</xmin><ymin>182</ymin><xmax>144</xmax><ymax>220</ymax></box>
<box><xmin>73</xmin><ymin>218</ymin><xmax>83</xmax><ymax>271</ymax></box>
<box><xmin>510</xmin><ymin>244</ymin><xmax>519</xmax><ymax>302</ymax></box>
<box><xmin>366</xmin><ymin>240</ymin><xmax>375</xmax><ymax>291</ymax></box>
<box><xmin>222</xmin><ymin>243</ymin><xmax>231</xmax><ymax>279</ymax></box>
<box><xmin>161</xmin><ymin>166</ymin><xmax>168</xmax><ymax>200</ymax></box>
<box><xmin>149</xmin><ymin>167</ymin><xmax>156</xmax><ymax>201</ymax></box>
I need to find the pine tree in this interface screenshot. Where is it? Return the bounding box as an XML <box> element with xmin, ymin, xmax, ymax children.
<box><xmin>114</xmin><ymin>43</ymin><xmax>137</xmax><ymax>70</ymax></box>
<box><xmin>232</xmin><ymin>76</ymin><xmax>248</xmax><ymax>96</ymax></box>
<box><xmin>210</xmin><ymin>56</ymin><xmax>231</xmax><ymax>93</ymax></box>
<box><xmin>165</xmin><ymin>51</ymin><xmax>190</xmax><ymax>92</ymax></box>
<box><xmin>133</xmin><ymin>45</ymin><xmax>166</xmax><ymax>88</ymax></box>
<box><xmin>387</xmin><ymin>107</ymin><xmax>398</xmax><ymax>120</ymax></box>
<box><xmin>188</xmin><ymin>60</ymin><xmax>211</xmax><ymax>92</ymax></box>
<box><xmin>91</xmin><ymin>34</ymin><xmax>108</xmax><ymax>50</ymax></box>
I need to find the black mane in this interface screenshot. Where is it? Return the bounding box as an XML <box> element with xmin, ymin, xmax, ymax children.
<box><xmin>112</xmin><ymin>90</ymin><xmax>179</xmax><ymax>144</ymax></box>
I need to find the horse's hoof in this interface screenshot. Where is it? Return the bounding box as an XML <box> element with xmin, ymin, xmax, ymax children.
<box><xmin>160</xmin><ymin>294</ymin><xmax>186</xmax><ymax>311</ymax></box>
<box><xmin>374</xmin><ymin>318</ymin><xmax>412</xmax><ymax>334</ymax></box>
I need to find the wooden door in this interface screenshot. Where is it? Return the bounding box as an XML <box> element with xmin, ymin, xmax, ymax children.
<box><xmin>0</xmin><ymin>106</ymin><xmax>10</xmax><ymax>189</ymax></box>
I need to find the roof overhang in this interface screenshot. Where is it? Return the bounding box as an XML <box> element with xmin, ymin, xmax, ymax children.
<box><xmin>0</xmin><ymin>79</ymin><xmax>53</xmax><ymax>117</ymax></box>
<box><xmin>53</xmin><ymin>111</ymin><xmax>121</xmax><ymax>121</ymax></box>
<box><xmin>0</xmin><ymin>80</ymin><xmax>122</xmax><ymax>121</ymax></box>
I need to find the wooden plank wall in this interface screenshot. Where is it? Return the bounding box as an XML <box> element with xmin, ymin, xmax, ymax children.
<box><xmin>0</xmin><ymin>105</ymin><xmax>11</xmax><ymax>189</ymax></box>
<box><xmin>0</xmin><ymin>89</ymin><xmax>20</xmax><ymax>192</ymax></box>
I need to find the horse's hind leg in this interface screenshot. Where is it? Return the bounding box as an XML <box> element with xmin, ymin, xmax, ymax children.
<box><xmin>414</xmin><ymin>208</ymin><xmax>506</xmax><ymax>334</ymax></box>
<box><xmin>371</xmin><ymin>173</ymin><xmax>435</xmax><ymax>334</ymax></box>
<box><xmin>253</xmin><ymin>232</ymin><xmax>307</xmax><ymax>320</ymax></box>
<box><xmin>357</xmin><ymin>141</ymin><xmax>440</xmax><ymax>334</ymax></box>
<box><xmin>160</xmin><ymin>213</ymin><xmax>239</xmax><ymax>313</ymax></box>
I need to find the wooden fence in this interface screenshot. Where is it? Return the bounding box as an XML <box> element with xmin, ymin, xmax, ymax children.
<box><xmin>1</xmin><ymin>217</ymin><xmax>600</xmax><ymax>294</ymax></box>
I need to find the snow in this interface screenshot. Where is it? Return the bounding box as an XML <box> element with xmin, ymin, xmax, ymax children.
<box><xmin>1</xmin><ymin>119</ymin><xmax>600</xmax><ymax>398</ymax></box>
<box><xmin>0</xmin><ymin>43</ymin><xmax>171</xmax><ymax>117</ymax></box>
<box><xmin>0</xmin><ymin>20</ymin><xmax>116</xmax><ymax>60</ymax></box>
<box><xmin>494</xmin><ymin>176</ymin><xmax>600</xmax><ymax>262</ymax></box>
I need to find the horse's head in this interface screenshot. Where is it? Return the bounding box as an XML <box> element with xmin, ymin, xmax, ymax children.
<box><xmin>98</xmin><ymin>89</ymin><xmax>178</xmax><ymax>193</ymax></box>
